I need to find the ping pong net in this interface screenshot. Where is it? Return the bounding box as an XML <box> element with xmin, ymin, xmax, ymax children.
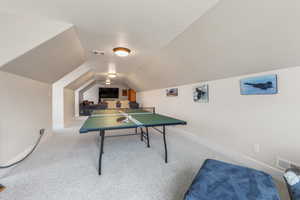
<box><xmin>90</xmin><ymin>107</ymin><xmax>156</xmax><ymax>117</ymax></box>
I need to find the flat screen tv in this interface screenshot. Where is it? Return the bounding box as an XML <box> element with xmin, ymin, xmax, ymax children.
<box><xmin>99</xmin><ymin>88</ymin><xmax>119</xmax><ymax>98</ymax></box>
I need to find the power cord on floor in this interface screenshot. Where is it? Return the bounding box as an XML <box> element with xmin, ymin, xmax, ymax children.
<box><xmin>0</xmin><ymin>129</ymin><xmax>45</xmax><ymax>192</ymax></box>
<box><xmin>0</xmin><ymin>129</ymin><xmax>45</xmax><ymax>169</ymax></box>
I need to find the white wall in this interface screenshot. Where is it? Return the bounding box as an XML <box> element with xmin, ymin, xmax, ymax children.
<box><xmin>52</xmin><ymin>64</ymin><xmax>90</xmax><ymax>129</ymax></box>
<box><xmin>74</xmin><ymin>80</ymin><xmax>94</xmax><ymax>117</ymax></box>
<box><xmin>0</xmin><ymin>71</ymin><xmax>51</xmax><ymax>164</ymax></box>
<box><xmin>64</xmin><ymin>88</ymin><xmax>75</xmax><ymax>126</ymax></box>
<box><xmin>137</xmin><ymin>66</ymin><xmax>300</xmax><ymax>171</ymax></box>
<box><xmin>83</xmin><ymin>84</ymin><xmax>129</xmax><ymax>103</ymax></box>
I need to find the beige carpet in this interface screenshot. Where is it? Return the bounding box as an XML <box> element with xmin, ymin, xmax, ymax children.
<box><xmin>1</xmin><ymin>122</ymin><xmax>289</xmax><ymax>200</ymax></box>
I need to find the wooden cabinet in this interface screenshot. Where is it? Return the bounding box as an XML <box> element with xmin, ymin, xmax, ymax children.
<box><xmin>128</xmin><ymin>89</ymin><xmax>136</xmax><ymax>102</ymax></box>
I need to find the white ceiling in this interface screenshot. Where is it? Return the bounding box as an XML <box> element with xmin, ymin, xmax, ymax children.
<box><xmin>2</xmin><ymin>0</ymin><xmax>300</xmax><ymax>91</ymax></box>
<box><xmin>129</xmin><ymin>0</ymin><xmax>300</xmax><ymax>90</ymax></box>
<box><xmin>66</xmin><ymin>71</ymin><xmax>94</xmax><ymax>90</ymax></box>
<box><xmin>0</xmin><ymin>0</ymin><xmax>219</xmax><ymax>87</ymax></box>
<box><xmin>66</xmin><ymin>71</ymin><xmax>133</xmax><ymax>90</ymax></box>
<box><xmin>1</xmin><ymin>27</ymin><xmax>86</xmax><ymax>83</ymax></box>
<box><xmin>0</xmin><ymin>12</ymin><xmax>73</xmax><ymax>68</ymax></box>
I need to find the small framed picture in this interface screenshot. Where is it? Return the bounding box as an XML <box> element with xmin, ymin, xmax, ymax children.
<box><xmin>193</xmin><ymin>84</ymin><xmax>209</xmax><ymax>103</ymax></box>
<box><xmin>240</xmin><ymin>74</ymin><xmax>277</xmax><ymax>95</ymax></box>
<box><xmin>166</xmin><ymin>88</ymin><xmax>178</xmax><ymax>97</ymax></box>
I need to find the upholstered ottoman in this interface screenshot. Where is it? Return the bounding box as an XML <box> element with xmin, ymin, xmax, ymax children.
<box><xmin>284</xmin><ymin>168</ymin><xmax>300</xmax><ymax>200</ymax></box>
<box><xmin>184</xmin><ymin>159</ymin><xmax>280</xmax><ymax>200</ymax></box>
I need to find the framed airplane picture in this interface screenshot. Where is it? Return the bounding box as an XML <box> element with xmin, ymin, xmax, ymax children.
<box><xmin>193</xmin><ymin>84</ymin><xmax>209</xmax><ymax>103</ymax></box>
<box><xmin>240</xmin><ymin>74</ymin><xmax>278</xmax><ymax>95</ymax></box>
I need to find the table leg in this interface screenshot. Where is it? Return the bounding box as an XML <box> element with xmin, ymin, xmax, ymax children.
<box><xmin>99</xmin><ymin>130</ymin><xmax>105</xmax><ymax>175</ymax></box>
<box><xmin>146</xmin><ymin>127</ymin><xmax>150</xmax><ymax>148</ymax></box>
<box><xmin>162</xmin><ymin>126</ymin><xmax>168</xmax><ymax>163</ymax></box>
<box><xmin>140</xmin><ymin>127</ymin><xmax>143</xmax><ymax>141</ymax></box>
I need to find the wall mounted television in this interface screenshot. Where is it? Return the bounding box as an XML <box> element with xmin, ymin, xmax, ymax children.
<box><xmin>99</xmin><ymin>88</ymin><xmax>119</xmax><ymax>98</ymax></box>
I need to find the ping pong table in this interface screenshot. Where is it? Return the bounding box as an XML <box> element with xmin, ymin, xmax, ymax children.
<box><xmin>79</xmin><ymin>108</ymin><xmax>187</xmax><ymax>175</ymax></box>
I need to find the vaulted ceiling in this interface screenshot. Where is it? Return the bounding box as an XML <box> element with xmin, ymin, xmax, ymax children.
<box><xmin>1</xmin><ymin>0</ymin><xmax>300</xmax><ymax>91</ymax></box>
<box><xmin>1</xmin><ymin>27</ymin><xmax>86</xmax><ymax>83</ymax></box>
<box><xmin>0</xmin><ymin>0</ymin><xmax>219</xmax><ymax>89</ymax></box>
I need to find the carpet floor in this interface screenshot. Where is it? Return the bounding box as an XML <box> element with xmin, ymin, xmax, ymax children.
<box><xmin>0</xmin><ymin>122</ymin><xmax>289</xmax><ymax>200</ymax></box>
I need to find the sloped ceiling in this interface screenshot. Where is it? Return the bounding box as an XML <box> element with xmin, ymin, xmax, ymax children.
<box><xmin>0</xmin><ymin>12</ymin><xmax>73</xmax><ymax>67</ymax></box>
<box><xmin>0</xmin><ymin>0</ymin><xmax>219</xmax><ymax>88</ymax></box>
<box><xmin>1</xmin><ymin>27</ymin><xmax>86</xmax><ymax>83</ymax></box>
<box><xmin>2</xmin><ymin>0</ymin><xmax>300</xmax><ymax>91</ymax></box>
<box><xmin>66</xmin><ymin>71</ymin><xmax>132</xmax><ymax>90</ymax></box>
<box><xmin>79</xmin><ymin>81</ymin><xmax>96</xmax><ymax>95</ymax></box>
<box><xmin>65</xmin><ymin>71</ymin><xmax>94</xmax><ymax>90</ymax></box>
<box><xmin>129</xmin><ymin>0</ymin><xmax>300</xmax><ymax>90</ymax></box>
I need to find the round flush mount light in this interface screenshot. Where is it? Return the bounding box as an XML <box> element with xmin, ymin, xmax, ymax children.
<box><xmin>113</xmin><ymin>47</ymin><xmax>131</xmax><ymax>57</ymax></box>
<box><xmin>105</xmin><ymin>78</ymin><xmax>111</xmax><ymax>85</ymax></box>
<box><xmin>107</xmin><ymin>72</ymin><xmax>117</xmax><ymax>78</ymax></box>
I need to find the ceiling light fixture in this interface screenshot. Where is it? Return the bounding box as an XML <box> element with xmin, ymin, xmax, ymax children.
<box><xmin>113</xmin><ymin>47</ymin><xmax>131</xmax><ymax>57</ymax></box>
<box><xmin>108</xmin><ymin>72</ymin><xmax>117</xmax><ymax>78</ymax></box>
<box><xmin>105</xmin><ymin>78</ymin><xmax>111</xmax><ymax>85</ymax></box>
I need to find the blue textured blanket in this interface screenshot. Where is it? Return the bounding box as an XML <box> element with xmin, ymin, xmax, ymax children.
<box><xmin>184</xmin><ymin>159</ymin><xmax>280</xmax><ymax>200</ymax></box>
<box><xmin>290</xmin><ymin>182</ymin><xmax>300</xmax><ymax>200</ymax></box>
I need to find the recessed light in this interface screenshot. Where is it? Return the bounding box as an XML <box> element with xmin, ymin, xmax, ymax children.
<box><xmin>113</xmin><ymin>47</ymin><xmax>131</xmax><ymax>57</ymax></box>
<box><xmin>108</xmin><ymin>73</ymin><xmax>117</xmax><ymax>78</ymax></box>
<box><xmin>105</xmin><ymin>82</ymin><xmax>111</xmax><ymax>85</ymax></box>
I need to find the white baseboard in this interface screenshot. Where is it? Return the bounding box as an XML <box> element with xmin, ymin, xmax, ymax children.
<box><xmin>168</xmin><ymin>127</ymin><xmax>284</xmax><ymax>180</ymax></box>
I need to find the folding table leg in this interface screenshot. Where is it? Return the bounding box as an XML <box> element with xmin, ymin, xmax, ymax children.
<box><xmin>146</xmin><ymin>127</ymin><xmax>150</xmax><ymax>148</ymax></box>
<box><xmin>98</xmin><ymin>130</ymin><xmax>105</xmax><ymax>175</ymax></box>
<box><xmin>140</xmin><ymin>127</ymin><xmax>143</xmax><ymax>141</ymax></box>
<box><xmin>162</xmin><ymin>126</ymin><xmax>168</xmax><ymax>163</ymax></box>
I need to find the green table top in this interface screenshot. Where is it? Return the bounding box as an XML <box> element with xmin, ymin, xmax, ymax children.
<box><xmin>80</xmin><ymin>109</ymin><xmax>186</xmax><ymax>133</ymax></box>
